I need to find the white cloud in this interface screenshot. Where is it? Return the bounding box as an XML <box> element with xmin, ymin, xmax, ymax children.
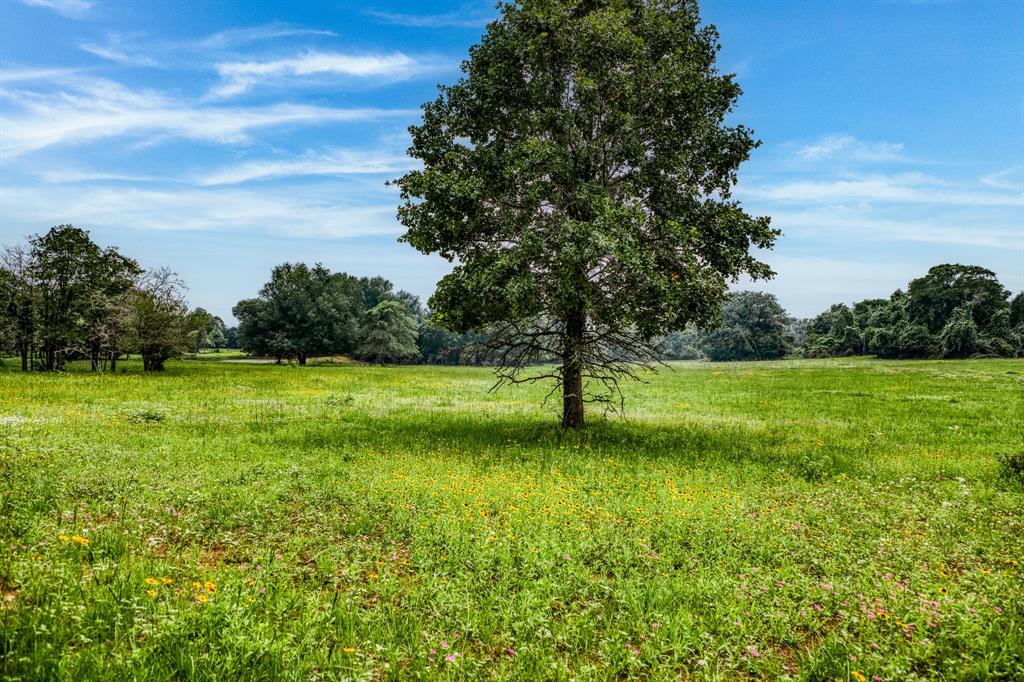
<box><xmin>792</xmin><ymin>133</ymin><xmax>908</xmax><ymax>163</ymax></box>
<box><xmin>980</xmin><ymin>165</ymin><xmax>1024</xmax><ymax>192</ymax></box>
<box><xmin>19</xmin><ymin>0</ymin><xmax>92</xmax><ymax>19</ymax></box>
<box><xmin>740</xmin><ymin>172</ymin><xmax>1021</xmax><ymax>207</ymax></box>
<box><xmin>3</xmin><ymin>182</ymin><xmax>402</xmax><ymax>238</ymax></box>
<box><xmin>195</xmin><ymin>25</ymin><xmax>337</xmax><ymax>49</ymax></box>
<box><xmin>0</xmin><ymin>67</ymin><xmax>79</xmax><ymax>83</ymax></box>
<box><xmin>77</xmin><ymin>24</ymin><xmax>339</xmax><ymax>68</ymax></box>
<box><xmin>210</xmin><ymin>51</ymin><xmax>428</xmax><ymax>97</ymax></box>
<box><xmin>196</xmin><ymin>149</ymin><xmax>413</xmax><ymax>185</ymax></box>
<box><xmin>79</xmin><ymin>37</ymin><xmax>158</xmax><ymax>67</ymax></box>
<box><xmin>35</xmin><ymin>169</ymin><xmax>162</xmax><ymax>183</ymax></box>
<box><xmin>767</xmin><ymin>207</ymin><xmax>1022</xmax><ymax>249</ymax></box>
<box><xmin>365</xmin><ymin>9</ymin><xmax>493</xmax><ymax>29</ymax></box>
<box><xmin>0</xmin><ymin>77</ymin><xmax>417</xmax><ymax>156</ymax></box>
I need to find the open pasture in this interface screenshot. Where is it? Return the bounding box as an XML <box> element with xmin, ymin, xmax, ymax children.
<box><xmin>1</xmin><ymin>357</ymin><xmax>1022</xmax><ymax>680</ymax></box>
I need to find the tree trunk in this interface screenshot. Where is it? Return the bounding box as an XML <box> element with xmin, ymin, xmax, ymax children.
<box><xmin>110</xmin><ymin>352</ymin><xmax>117</xmax><ymax>372</ymax></box>
<box><xmin>561</xmin><ymin>308</ymin><xmax>586</xmax><ymax>429</ymax></box>
<box><xmin>298</xmin><ymin>353</ymin><xmax>307</xmax><ymax>366</ymax></box>
<box><xmin>20</xmin><ymin>345</ymin><xmax>28</xmax><ymax>372</ymax></box>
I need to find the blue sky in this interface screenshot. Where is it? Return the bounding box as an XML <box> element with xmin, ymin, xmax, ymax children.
<box><xmin>1</xmin><ymin>0</ymin><xmax>1021</xmax><ymax>321</ymax></box>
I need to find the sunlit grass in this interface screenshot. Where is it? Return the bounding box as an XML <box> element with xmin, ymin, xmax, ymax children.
<box><xmin>1</xmin><ymin>357</ymin><xmax>1021</xmax><ymax>680</ymax></box>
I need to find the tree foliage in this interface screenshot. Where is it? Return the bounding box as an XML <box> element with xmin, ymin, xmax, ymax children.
<box><xmin>232</xmin><ymin>263</ymin><xmax>363</xmax><ymax>364</ymax></box>
<box><xmin>355</xmin><ymin>301</ymin><xmax>419</xmax><ymax>364</ymax></box>
<box><xmin>796</xmin><ymin>264</ymin><xmax>1021</xmax><ymax>360</ymax></box>
<box><xmin>122</xmin><ymin>269</ymin><xmax>201</xmax><ymax>371</ymax></box>
<box><xmin>702</xmin><ymin>292</ymin><xmax>791</xmax><ymax>361</ymax></box>
<box><xmin>394</xmin><ymin>0</ymin><xmax>776</xmax><ymax>426</ymax></box>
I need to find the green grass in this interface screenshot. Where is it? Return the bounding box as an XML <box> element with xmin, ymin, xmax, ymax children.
<box><xmin>1</xmin><ymin>357</ymin><xmax>1022</xmax><ymax>680</ymax></box>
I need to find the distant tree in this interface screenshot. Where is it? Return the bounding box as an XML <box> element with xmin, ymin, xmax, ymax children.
<box><xmin>359</xmin><ymin>276</ymin><xmax>395</xmax><ymax>311</ymax></box>
<box><xmin>659</xmin><ymin>327</ymin><xmax>705</xmax><ymax>360</ymax></box>
<box><xmin>418</xmin><ymin>320</ymin><xmax>464</xmax><ymax>364</ymax></box>
<box><xmin>394</xmin><ymin>290</ymin><xmax>425</xmax><ymax>319</ymax></box>
<box><xmin>224</xmin><ymin>326</ymin><xmax>239</xmax><ymax>349</ymax></box>
<box><xmin>0</xmin><ymin>246</ymin><xmax>38</xmax><ymax>371</ymax></box>
<box><xmin>907</xmin><ymin>264</ymin><xmax>1009</xmax><ymax>335</ymax></box>
<box><xmin>785</xmin><ymin>318</ymin><xmax>810</xmax><ymax>350</ymax></box>
<box><xmin>939</xmin><ymin>305</ymin><xmax>980</xmax><ymax>358</ymax></box>
<box><xmin>804</xmin><ymin>304</ymin><xmax>858</xmax><ymax>357</ymax></box>
<box><xmin>0</xmin><ymin>267</ymin><xmax>17</xmax><ymax>358</ymax></box>
<box><xmin>190</xmin><ymin>308</ymin><xmax>214</xmax><ymax>353</ymax></box>
<box><xmin>979</xmin><ymin>308</ymin><xmax>1015</xmax><ymax>357</ymax></box>
<box><xmin>703</xmin><ymin>292</ymin><xmax>792</xmax><ymax>362</ymax></box>
<box><xmin>27</xmin><ymin>225</ymin><xmax>140</xmax><ymax>371</ymax></box>
<box><xmin>394</xmin><ymin>0</ymin><xmax>776</xmax><ymax>426</ymax></box>
<box><xmin>1010</xmin><ymin>292</ymin><xmax>1024</xmax><ymax>327</ymax></box>
<box><xmin>895</xmin><ymin>322</ymin><xmax>936</xmax><ymax>359</ymax></box>
<box><xmin>191</xmin><ymin>309</ymin><xmax>228</xmax><ymax>352</ymax></box>
<box><xmin>355</xmin><ymin>300</ymin><xmax>419</xmax><ymax>365</ymax></box>
<box><xmin>234</xmin><ymin>264</ymin><xmax>363</xmax><ymax>364</ymax></box>
<box><xmin>122</xmin><ymin>269</ymin><xmax>200</xmax><ymax>371</ymax></box>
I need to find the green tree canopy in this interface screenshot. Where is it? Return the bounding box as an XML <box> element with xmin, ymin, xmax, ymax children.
<box><xmin>702</xmin><ymin>291</ymin><xmax>792</xmax><ymax>361</ymax></box>
<box><xmin>907</xmin><ymin>264</ymin><xmax>1009</xmax><ymax>335</ymax></box>
<box><xmin>122</xmin><ymin>269</ymin><xmax>200</xmax><ymax>371</ymax></box>
<box><xmin>394</xmin><ymin>0</ymin><xmax>776</xmax><ymax>426</ymax></box>
<box><xmin>27</xmin><ymin>225</ymin><xmax>141</xmax><ymax>371</ymax></box>
<box><xmin>233</xmin><ymin>263</ymin><xmax>363</xmax><ymax>364</ymax></box>
<box><xmin>355</xmin><ymin>300</ymin><xmax>419</xmax><ymax>365</ymax></box>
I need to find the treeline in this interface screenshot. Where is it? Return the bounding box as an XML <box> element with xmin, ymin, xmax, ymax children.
<box><xmin>4</xmin><ymin>228</ymin><xmax>1021</xmax><ymax>369</ymax></box>
<box><xmin>231</xmin><ymin>263</ymin><xmax>486</xmax><ymax>365</ymax></box>
<box><xmin>0</xmin><ymin>225</ymin><xmax>226</xmax><ymax>371</ymax></box>
<box><xmin>662</xmin><ymin>264</ymin><xmax>1024</xmax><ymax>361</ymax></box>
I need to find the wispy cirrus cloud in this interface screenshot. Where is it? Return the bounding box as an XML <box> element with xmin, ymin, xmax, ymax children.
<box><xmin>34</xmin><ymin>169</ymin><xmax>164</xmax><ymax>183</ymax></box>
<box><xmin>0</xmin><ymin>77</ymin><xmax>417</xmax><ymax>157</ymax></box>
<box><xmin>0</xmin><ymin>66</ymin><xmax>80</xmax><ymax>83</ymax></box>
<box><xmin>767</xmin><ymin>207</ymin><xmax>1022</xmax><ymax>249</ymax></box>
<box><xmin>741</xmin><ymin>172</ymin><xmax>1021</xmax><ymax>207</ymax></box>
<box><xmin>19</xmin><ymin>0</ymin><xmax>92</xmax><ymax>19</ymax></box>
<box><xmin>980</xmin><ymin>165</ymin><xmax>1024</xmax><ymax>192</ymax></box>
<box><xmin>194</xmin><ymin>25</ymin><xmax>337</xmax><ymax>49</ymax></box>
<box><xmin>791</xmin><ymin>133</ymin><xmax>909</xmax><ymax>163</ymax></box>
<box><xmin>76</xmin><ymin>24</ymin><xmax>339</xmax><ymax>69</ymax></box>
<box><xmin>210</xmin><ymin>51</ymin><xmax>441</xmax><ymax>98</ymax></box>
<box><xmin>78</xmin><ymin>36</ymin><xmax>158</xmax><ymax>67</ymax></box>
<box><xmin>2</xmin><ymin>181</ymin><xmax>402</xmax><ymax>238</ymax></box>
<box><xmin>196</xmin><ymin>148</ymin><xmax>413</xmax><ymax>185</ymax></box>
<box><xmin>365</xmin><ymin>8</ymin><xmax>494</xmax><ymax>29</ymax></box>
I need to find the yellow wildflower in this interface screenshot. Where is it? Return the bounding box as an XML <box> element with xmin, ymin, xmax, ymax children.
<box><xmin>343</xmin><ymin>647</ymin><xmax>356</xmax><ymax>653</ymax></box>
<box><xmin>58</xmin><ymin>535</ymin><xmax>70</xmax><ymax>542</ymax></box>
<box><xmin>205</xmin><ymin>581</ymin><xmax>216</xmax><ymax>593</ymax></box>
<box><xmin>145</xmin><ymin>577</ymin><xmax>160</xmax><ymax>585</ymax></box>
<box><xmin>72</xmin><ymin>535</ymin><xmax>89</xmax><ymax>546</ymax></box>
<box><xmin>146</xmin><ymin>589</ymin><xmax>157</xmax><ymax>598</ymax></box>
<box><xmin>852</xmin><ymin>672</ymin><xmax>866</xmax><ymax>682</ymax></box>
<box><xmin>192</xmin><ymin>581</ymin><xmax>202</xmax><ymax>590</ymax></box>
<box><xmin>161</xmin><ymin>577</ymin><xmax>173</xmax><ymax>584</ymax></box>
<box><xmin>197</xmin><ymin>593</ymin><xmax>208</xmax><ymax>603</ymax></box>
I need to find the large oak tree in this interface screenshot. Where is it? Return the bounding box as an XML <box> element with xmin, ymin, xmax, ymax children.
<box><xmin>394</xmin><ymin>0</ymin><xmax>777</xmax><ymax>427</ymax></box>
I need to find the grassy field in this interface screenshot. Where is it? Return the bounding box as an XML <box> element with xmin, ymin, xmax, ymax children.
<box><xmin>1</xmin><ymin>356</ymin><xmax>1022</xmax><ymax>680</ymax></box>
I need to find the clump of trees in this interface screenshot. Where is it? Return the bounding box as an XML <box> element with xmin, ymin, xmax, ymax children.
<box><xmin>802</xmin><ymin>264</ymin><xmax>1023</xmax><ymax>360</ymax></box>
<box><xmin>0</xmin><ymin>225</ymin><xmax>206</xmax><ymax>371</ymax></box>
<box><xmin>233</xmin><ymin>264</ymin><xmax>434</xmax><ymax>365</ymax></box>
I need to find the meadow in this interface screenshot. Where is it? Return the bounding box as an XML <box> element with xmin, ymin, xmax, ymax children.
<box><xmin>0</xmin><ymin>356</ymin><xmax>1021</xmax><ymax>680</ymax></box>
